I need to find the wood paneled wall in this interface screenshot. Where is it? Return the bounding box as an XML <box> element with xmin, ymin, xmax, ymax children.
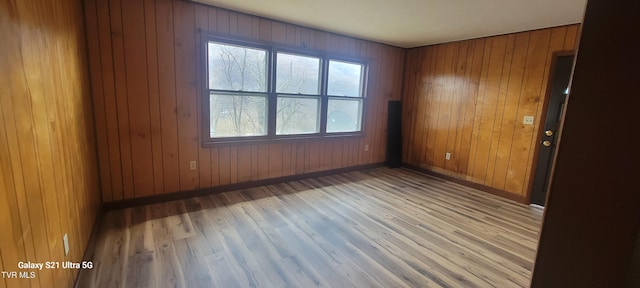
<box><xmin>531</xmin><ymin>1</ymin><xmax>640</xmax><ymax>285</ymax></box>
<box><xmin>84</xmin><ymin>0</ymin><xmax>405</xmax><ymax>202</ymax></box>
<box><xmin>0</xmin><ymin>0</ymin><xmax>101</xmax><ymax>287</ymax></box>
<box><xmin>402</xmin><ymin>25</ymin><xmax>580</xmax><ymax>198</ymax></box>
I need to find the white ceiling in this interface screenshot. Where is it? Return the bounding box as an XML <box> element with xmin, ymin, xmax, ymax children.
<box><xmin>193</xmin><ymin>0</ymin><xmax>586</xmax><ymax>48</ymax></box>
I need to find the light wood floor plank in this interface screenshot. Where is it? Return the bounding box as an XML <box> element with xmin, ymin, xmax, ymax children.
<box><xmin>78</xmin><ymin>167</ymin><xmax>543</xmax><ymax>287</ymax></box>
<box><xmin>315</xmin><ymin>177</ymin><xmax>501</xmax><ymax>287</ymax></box>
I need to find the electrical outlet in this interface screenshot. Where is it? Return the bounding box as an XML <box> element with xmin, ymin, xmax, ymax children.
<box><xmin>364</xmin><ymin>144</ymin><xmax>369</xmax><ymax>152</ymax></box>
<box><xmin>445</xmin><ymin>152</ymin><xmax>451</xmax><ymax>160</ymax></box>
<box><xmin>523</xmin><ymin>116</ymin><xmax>535</xmax><ymax>125</ymax></box>
<box><xmin>63</xmin><ymin>234</ymin><xmax>69</xmax><ymax>256</ymax></box>
<box><xmin>189</xmin><ymin>161</ymin><xmax>197</xmax><ymax>170</ymax></box>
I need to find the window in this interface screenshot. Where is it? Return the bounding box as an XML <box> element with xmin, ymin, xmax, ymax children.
<box><xmin>327</xmin><ymin>60</ymin><xmax>364</xmax><ymax>133</ymax></box>
<box><xmin>205</xmin><ymin>37</ymin><xmax>367</xmax><ymax>144</ymax></box>
<box><xmin>276</xmin><ymin>52</ymin><xmax>321</xmax><ymax>135</ymax></box>
<box><xmin>207</xmin><ymin>42</ymin><xmax>268</xmax><ymax>138</ymax></box>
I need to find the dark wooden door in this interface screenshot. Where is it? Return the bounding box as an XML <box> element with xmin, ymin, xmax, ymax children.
<box><xmin>530</xmin><ymin>55</ymin><xmax>574</xmax><ymax>206</ymax></box>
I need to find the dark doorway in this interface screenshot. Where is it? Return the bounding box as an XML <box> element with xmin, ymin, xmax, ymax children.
<box><xmin>530</xmin><ymin>54</ymin><xmax>574</xmax><ymax>206</ymax></box>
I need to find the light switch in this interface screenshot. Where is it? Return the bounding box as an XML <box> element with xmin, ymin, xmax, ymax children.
<box><xmin>523</xmin><ymin>116</ymin><xmax>535</xmax><ymax>125</ymax></box>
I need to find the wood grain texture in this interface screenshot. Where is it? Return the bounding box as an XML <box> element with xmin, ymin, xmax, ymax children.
<box><xmin>402</xmin><ymin>25</ymin><xmax>579</xmax><ymax>197</ymax></box>
<box><xmin>78</xmin><ymin>167</ymin><xmax>543</xmax><ymax>287</ymax></box>
<box><xmin>531</xmin><ymin>1</ymin><xmax>640</xmax><ymax>286</ymax></box>
<box><xmin>0</xmin><ymin>0</ymin><xmax>102</xmax><ymax>287</ymax></box>
<box><xmin>85</xmin><ymin>0</ymin><xmax>405</xmax><ymax>201</ymax></box>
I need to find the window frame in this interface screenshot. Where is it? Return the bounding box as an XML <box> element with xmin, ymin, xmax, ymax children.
<box><xmin>273</xmin><ymin>48</ymin><xmax>324</xmax><ymax>137</ymax></box>
<box><xmin>202</xmin><ymin>33</ymin><xmax>368</xmax><ymax>146</ymax></box>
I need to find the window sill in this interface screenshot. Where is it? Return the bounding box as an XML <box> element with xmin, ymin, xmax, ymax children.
<box><xmin>202</xmin><ymin>132</ymin><xmax>365</xmax><ymax>147</ymax></box>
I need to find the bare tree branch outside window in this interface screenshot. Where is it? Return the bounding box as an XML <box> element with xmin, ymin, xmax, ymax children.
<box><xmin>206</xmin><ymin>40</ymin><xmax>365</xmax><ymax>141</ymax></box>
<box><xmin>208</xmin><ymin>43</ymin><xmax>267</xmax><ymax>137</ymax></box>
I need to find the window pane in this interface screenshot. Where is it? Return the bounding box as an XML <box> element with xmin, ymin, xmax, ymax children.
<box><xmin>276</xmin><ymin>53</ymin><xmax>321</xmax><ymax>94</ymax></box>
<box><xmin>327</xmin><ymin>98</ymin><xmax>362</xmax><ymax>133</ymax></box>
<box><xmin>276</xmin><ymin>96</ymin><xmax>320</xmax><ymax>135</ymax></box>
<box><xmin>208</xmin><ymin>42</ymin><xmax>267</xmax><ymax>92</ymax></box>
<box><xmin>210</xmin><ymin>93</ymin><xmax>267</xmax><ymax>138</ymax></box>
<box><xmin>327</xmin><ymin>60</ymin><xmax>363</xmax><ymax>97</ymax></box>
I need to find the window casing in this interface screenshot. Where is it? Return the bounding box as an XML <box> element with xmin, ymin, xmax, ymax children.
<box><xmin>204</xmin><ymin>36</ymin><xmax>367</xmax><ymax>145</ymax></box>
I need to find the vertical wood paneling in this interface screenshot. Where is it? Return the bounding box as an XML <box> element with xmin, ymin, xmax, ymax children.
<box><xmin>295</xmin><ymin>143</ymin><xmax>305</xmax><ymax>174</ymax></box>
<box><xmin>5</xmin><ymin>24</ymin><xmax>55</xmax><ymax>286</ymax></box>
<box><xmin>401</xmin><ymin>49</ymin><xmax>420</xmax><ymax>163</ymax></box>
<box><xmin>30</xmin><ymin>15</ymin><xmax>65</xmax><ymax>280</ymax></box>
<box><xmin>403</xmin><ymin>25</ymin><xmax>580</xmax><ymax>197</ymax></box>
<box><xmin>305</xmin><ymin>142</ymin><xmax>316</xmax><ymax>172</ymax></box>
<box><xmin>370</xmin><ymin>44</ymin><xmax>383</xmax><ymax>164</ymax></box>
<box><xmin>416</xmin><ymin>49</ymin><xmax>434</xmax><ymax>165</ymax></box>
<box><xmin>484</xmin><ymin>35</ymin><xmax>515</xmax><ymax>184</ymax></box>
<box><xmin>228</xmin><ymin>146</ymin><xmax>238</xmax><ymax>184</ymax></box>
<box><xmin>195</xmin><ymin>6</ymin><xmax>212</xmax><ymax>189</ymax></box>
<box><xmin>331</xmin><ymin>141</ymin><xmax>341</xmax><ymax>168</ymax></box>
<box><xmin>257</xmin><ymin>144</ymin><xmax>269</xmax><ymax>179</ymax></box>
<box><xmin>490</xmin><ymin>33</ymin><xmax>531</xmax><ymax>190</ymax></box>
<box><xmin>237</xmin><ymin>145</ymin><xmax>252</xmax><ymax>182</ymax></box>
<box><xmin>87</xmin><ymin>0</ymin><xmax>403</xmax><ymax>202</ymax></box>
<box><xmin>320</xmin><ymin>140</ymin><xmax>331</xmax><ymax>170</ymax></box>
<box><xmin>271</xmin><ymin>22</ymin><xmax>287</xmax><ymax>43</ymax></box>
<box><xmin>268</xmin><ymin>143</ymin><xmax>283</xmax><ymax>178</ymax></box>
<box><xmin>122</xmin><ymin>0</ymin><xmax>155</xmax><ymax>198</ymax></box>
<box><xmin>433</xmin><ymin>43</ymin><xmax>458</xmax><ymax>172</ymax></box>
<box><xmin>96</xmin><ymin>0</ymin><xmax>124</xmax><ymax>200</ymax></box>
<box><xmin>458</xmin><ymin>39</ymin><xmax>485</xmax><ymax>177</ymax></box>
<box><xmin>218</xmin><ymin>147</ymin><xmax>230</xmax><ymax>185</ymax></box>
<box><xmin>211</xmin><ymin>147</ymin><xmax>220</xmax><ymax>186</ymax></box>
<box><xmin>259</xmin><ymin>18</ymin><xmax>272</xmax><ymax>41</ymax></box>
<box><xmin>0</xmin><ymin>0</ymin><xmax>102</xmax><ymax>286</ymax></box>
<box><xmin>250</xmin><ymin>145</ymin><xmax>259</xmax><ymax>180</ymax></box>
<box><xmin>228</xmin><ymin>11</ymin><xmax>238</xmax><ymax>35</ymax></box>
<box><xmin>109</xmin><ymin>0</ymin><xmax>135</xmax><ymax>199</ymax></box>
<box><xmin>374</xmin><ymin>44</ymin><xmax>388</xmax><ymax>163</ymax></box>
<box><xmin>504</xmin><ymin>29</ymin><xmax>551</xmax><ymax>194</ymax></box>
<box><xmin>281</xmin><ymin>143</ymin><xmax>293</xmax><ymax>176</ymax></box>
<box><xmin>155</xmin><ymin>0</ymin><xmax>180</xmax><ymax>194</ymax></box>
<box><xmin>86</xmin><ymin>0</ymin><xmax>112</xmax><ymax>202</ymax></box>
<box><xmin>0</xmin><ymin>69</ymin><xmax>33</xmax><ymax>288</ymax></box>
<box><xmin>216</xmin><ymin>9</ymin><xmax>230</xmax><ymax>34</ymax></box>
<box><xmin>467</xmin><ymin>38</ymin><xmax>494</xmax><ymax>181</ymax></box>
<box><xmin>174</xmin><ymin>1</ymin><xmax>199</xmax><ymax>191</ymax></box>
<box><xmin>448</xmin><ymin>40</ymin><xmax>472</xmax><ymax>174</ymax></box>
<box><xmin>474</xmin><ymin>36</ymin><xmax>511</xmax><ymax>182</ymax></box>
<box><xmin>563</xmin><ymin>25</ymin><xmax>580</xmax><ymax>50</ymax></box>
<box><xmin>237</xmin><ymin>13</ymin><xmax>252</xmax><ymax>38</ymax></box>
<box><xmin>425</xmin><ymin>45</ymin><xmax>448</xmax><ymax>168</ymax></box>
<box><xmin>144</xmin><ymin>0</ymin><xmax>166</xmax><ymax>195</ymax></box>
<box><xmin>472</xmin><ymin>36</ymin><xmax>507</xmax><ymax>182</ymax></box>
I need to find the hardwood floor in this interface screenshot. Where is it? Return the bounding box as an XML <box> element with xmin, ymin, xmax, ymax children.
<box><xmin>77</xmin><ymin>167</ymin><xmax>543</xmax><ymax>288</ymax></box>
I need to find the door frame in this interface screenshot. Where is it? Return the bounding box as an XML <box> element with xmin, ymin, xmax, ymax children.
<box><xmin>525</xmin><ymin>50</ymin><xmax>576</xmax><ymax>205</ymax></box>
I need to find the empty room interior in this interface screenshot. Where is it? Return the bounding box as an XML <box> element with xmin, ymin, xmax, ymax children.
<box><xmin>1</xmin><ymin>0</ymin><xmax>639</xmax><ymax>287</ymax></box>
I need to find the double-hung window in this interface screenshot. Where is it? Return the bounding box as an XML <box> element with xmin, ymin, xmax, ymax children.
<box><xmin>207</xmin><ymin>41</ymin><xmax>269</xmax><ymax>139</ymax></box>
<box><xmin>205</xmin><ymin>37</ymin><xmax>366</xmax><ymax>145</ymax></box>
<box><xmin>275</xmin><ymin>52</ymin><xmax>322</xmax><ymax>135</ymax></box>
<box><xmin>326</xmin><ymin>59</ymin><xmax>365</xmax><ymax>133</ymax></box>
